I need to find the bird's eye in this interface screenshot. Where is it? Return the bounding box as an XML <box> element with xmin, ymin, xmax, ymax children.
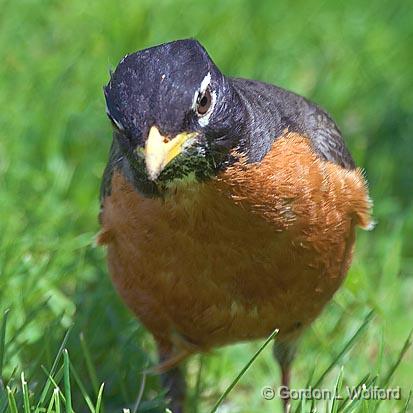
<box><xmin>196</xmin><ymin>89</ymin><xmax>212</xmax><ymax>116</ymax></box>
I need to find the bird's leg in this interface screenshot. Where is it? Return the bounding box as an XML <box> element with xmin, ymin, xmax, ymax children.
<box><xmin>157</xmin><ymin>342</ymin><xmax>186</xmax><ymax>413</ymax></box>
<box><xmin>160</xmin><ymin>366</ymin><xmax>186</xmax><ymax>413</ymax></box>
<box><xmin>273</xmin><ymin>340</ymin><xmax>298</xmax><ymax>413</ymax></box>
<box><xmin>280</xmin><ymin>362</ymin><xmax>292</xmax><ymax>413</ymax></box>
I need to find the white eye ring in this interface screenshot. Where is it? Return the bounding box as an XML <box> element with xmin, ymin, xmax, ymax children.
<box><xmin>192</xmin><ymin>72</ymin><xmax>216</xmax><ymax>127</ymax></box>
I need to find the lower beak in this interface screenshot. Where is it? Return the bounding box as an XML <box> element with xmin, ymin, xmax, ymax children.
<box><xmin>143</xmin><ymin>126</ymin><xmax>197</xmax><ymax>181</ymax></box>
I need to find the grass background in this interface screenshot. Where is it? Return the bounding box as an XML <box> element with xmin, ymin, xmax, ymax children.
<box><xmin>0</xmin><ymin>0</ymin><xmax>412</xmax><ymax>411</ymax></box>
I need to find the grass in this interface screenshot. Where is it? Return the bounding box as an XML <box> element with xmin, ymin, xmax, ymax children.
<box><xmin>0</xmin><ymin>312</ymin><xmax>411</xmax><ymax>413</ymax></box>
<box><xmin>0</xmin><ymin>0</ymin><xmax>412</xmax><ymax>412</ymax></box>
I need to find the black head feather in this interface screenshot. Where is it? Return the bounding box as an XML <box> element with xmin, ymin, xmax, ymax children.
<box><xmin>102</xmin><ymin>39</ymin><xmax>354</xmax><ymax>194</ymax></box>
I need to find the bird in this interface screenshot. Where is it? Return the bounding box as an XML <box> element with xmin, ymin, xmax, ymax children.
<box><xmin>97</xmin><ymin>39</ymin><xmax>372</xmax><ymax>413</ymax></box>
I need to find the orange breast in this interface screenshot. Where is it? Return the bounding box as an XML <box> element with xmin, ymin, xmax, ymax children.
<box><xmin>98</xmin><ymin>132</ymin><xmax>371</xmax><ymax>355</ymax></box>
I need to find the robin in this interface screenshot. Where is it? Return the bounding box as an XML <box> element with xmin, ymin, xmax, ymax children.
<box><xmin>98</xmin><ymin>39</ymin><xmax>371</xmax><ymax>412</ymax></box>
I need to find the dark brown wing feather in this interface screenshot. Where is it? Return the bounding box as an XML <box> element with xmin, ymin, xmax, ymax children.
<box><xmin>230</xmin><ymin>78</ymin><xmax>355</xmax><ymax>169</ymax></box>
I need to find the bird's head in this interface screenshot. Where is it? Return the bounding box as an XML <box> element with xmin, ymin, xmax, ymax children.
<box><xmin>104</xmin><ymin>39</ymin><xmax>243</xmax><ymax>187</ymax></box>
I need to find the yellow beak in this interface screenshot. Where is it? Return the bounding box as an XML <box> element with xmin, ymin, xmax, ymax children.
<box><xmin>144</xmin><ymin>126</ymin><xmax>197</xmax><ymax>181</ymax></box>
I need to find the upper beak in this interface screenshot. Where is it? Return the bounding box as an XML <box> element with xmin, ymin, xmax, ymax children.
<box><xmin>143</xmin><ymin>126</ymin><xmax>197</xmax><ymax>181</ymax></box>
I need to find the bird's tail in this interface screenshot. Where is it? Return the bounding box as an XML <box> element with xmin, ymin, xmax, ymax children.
<box><xmin>340</xmin><ymin>167</ymin><xmax>374</xmax><ymax>231</ymax></box>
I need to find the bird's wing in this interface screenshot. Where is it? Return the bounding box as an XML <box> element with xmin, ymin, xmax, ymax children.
<box><xmin>298</xmin><ymin>97</ymin><xmax>356</xmax><ymax>170</ymax></box>
<box><xmin>100</xmin><ymin>137</ymin><xmax>123</xmax><ymax>206</ymax></box>
<box><xmin>230</xmin><ymin>78</ymin><xmax>355</xmax><ymax>170</ymax></box>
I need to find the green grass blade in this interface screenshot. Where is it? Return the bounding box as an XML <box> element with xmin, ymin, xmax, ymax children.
<box><xmin>0</xmin><ymin>390</ymin><xmax>7</xmax><ymax>413</ymax></box>
<box><xmin>399</xmin><ymin>390</ymin><xmax>412</xmax><ymax>413</ymax></box>
<box><xmin>1</xmin><ymin>367</ymin><xmax>17</xmax><ymax>413</ymax></box>
<box><xmin>0</xmin><ymin>367</ymin><xmax>9</xmax><ymax>413</ymax></box>
<box><xmin>40</xmin><ymin>366</ymin><xmax>66</xmax><ymax>405</ymax></box>
<box><xmin>131</xmin><ymin>372</ymin><xmax>146</xmax><ymax>413</ymax></box>
<box><xmin>299</xmin><ymin>395</ymin><xmax>306</xmax><ymax>413</ymax></box>
<box><xmin>0</xmin><ymin>310</ymin><xmax>10</xmax><ymax>379</ymax></box>
<box><xmin>79</xmin><ymin>333</ymin><xmax>99</xmax><ymax>395</ymax></box>
<box><xmin>313</xmin><ymin>310</ymin><xmax>374</xmax><ymax>389</ymax></box>
<box><xmin>373</xmin><ymin>329</ymin><xmax>412</xmax><ymax>413</ymax></box>
<box><xmin>69</xmin><ymin>360</ymin><xmax>97</xmax><ymax>413</ymax></box>
<box><xmin>46</xmin><ymin>388</ymin><xmax>56</xmax><ymax>413</ymax></box>
<box><xmin>63</xmin><ymin>350</ymin><xmax>73</xmax><ymax>413</ymax></box>
<box><xmin>6</xmin><ymin>386</ymin><xmax>18</xmax><ymax>413</ymax></box>
<box><xmin>337</xmin><ymin>373</ymin><xmax>370</xmax><ymax>412</ymax></box>
<box><xmin>209</xmin><ymin>328</ymin><xmax>278</xmax><ymax>413</ymax></box>
<box><xmin>94</xmin><ymin>384</ymin><xmax>105</xmax><ymax>413</ymax></box>
<box><xmin>343</xmin><ymin>376</ymin><xmax>378</xmax><ymax>413</ymax></box>
<box><xmin>54</xmin><ymin>388</ymin><xmax>61</xmax><ymax>413</ymax></box>
<box><xmin>36</xmin><ymin>328</ymin><xmax>71</xmax><ymax>409</ymax></box>
<box><xmin>381</xmin><ymin>329</ymin><xmax>412</xmax><ymax>387</ymax></box>
<box><xmin>21</xmin><ymin>372</ymin><xmax>31</xmax><ymax>413</ymax></box>
<box><xmin>330</xmin><ymin>367</ymin><xmax>344</xmax><ymax>413</ymax></box>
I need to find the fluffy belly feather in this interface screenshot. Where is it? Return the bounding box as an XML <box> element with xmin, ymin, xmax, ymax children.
<box><xmin>99</xmin><ymin>133</ymin><xmax>371</xmax><ymax>354</ymax></box>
